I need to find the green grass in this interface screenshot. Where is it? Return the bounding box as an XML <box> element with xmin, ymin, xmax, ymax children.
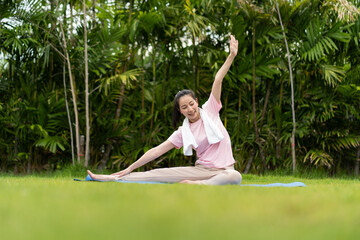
<box><xmin>1</xmin><ymin>174</ymin><xmax>359</xmax><ymax>240</ymax></box>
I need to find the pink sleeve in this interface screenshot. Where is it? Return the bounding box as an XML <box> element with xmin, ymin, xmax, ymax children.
<box><xmin>202</xmin><ymin>93</ymin><xmax>222</xmax><ymax>117</ymax></box>
<box><xmin>167</xmin><ymin>127</ymin><xmax>183</xmax><ymax>149</ymax></box>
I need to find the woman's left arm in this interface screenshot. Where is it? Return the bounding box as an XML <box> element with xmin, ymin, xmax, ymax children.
<box><xmin>211</xmin><ymin>35</ymin><xmax>238</xmax><ymax>103</ymax></box>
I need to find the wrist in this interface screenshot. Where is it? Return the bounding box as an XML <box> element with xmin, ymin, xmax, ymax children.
<box><xmin>229</xmin><ymin>53</ymin><xmax>236</xmax><ymax>59</ymax></box>
<box><xmin>127</xmin><ymin>166</ymin><xmax>134</xmax><ymax>172</ymax></box>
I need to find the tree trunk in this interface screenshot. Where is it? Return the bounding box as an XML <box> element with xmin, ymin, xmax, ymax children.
<box><xmin>355</xmin><ymin>147</ymin><xmax>360</xmax><ymax>177</ymax></box>
<box><xmin>98</xmin><ymin>143</ymin><xmax>112</xmax><ymax>171</ymax></box>
<box><xmin>60</xmin><ymin>22</ymin><xmax>81</xmax><ymax>164</ymax></box>
<box><xmin>80</xmin><ymin>135</ymin><xmax>85</xmax><ymax>158</ymax></box>
<box><xmin>163</xmin><ymin>59</ymin><xmax>171</xmax><ymax>121</ymax></box>
<box><xmin>116</xmin><ymin>82</ymin><xmax>126</xmax><ymax>119</ymax></box>
<box><xmin>276</xmin><ymin>79</ymin><xmax>284</xmax><ymax>159</ymax></box>
<box><xmin>84</xmin><ymin>0</ymin><xmax>90</xmax><ymax>167</ymax></box>
<box><xmin>63</xmin><ymin>62</ymin><xmax>75</xmax><ymax>165</ymax></box>
<box><xmin>224</xmin><ymin>93</ymin><xmax>228</xmax><ymax>128</ymax></box>
<box><xmin>192</xmin><ymin>36</ymin><xmax>197</xmax><ymax>94</ymax></box>
<box><xmin>70</xmin><ymin>1</ymin><xmax>73</xmax><ymax>45</ymax></box>
<box><xmin>141</xmin><ymin>48</ymin><xmax>145</xmax><ymax>138</ymax></box>
<box><xmin>97</xmin><ymin>73</ymin><xmax>126</xmax><ymax>171</ymax></box>
<box><xmin>150</xmin><ymin>40</ymin><xmax>156</xmax><ymax>131</ymax></box>
<box><xmin>14</xmin><ymin>134</ymin><xmax>18</xmax><ymax>174</ymax></box>
<box><xmin>27</xmin><ymin>146</ymin><xmax>32</xmax><ymax>174</ymax></box>
<box><xmin>98</xmin><ymin>0</ymin><xmax>134</xmax><ymax>170</ymax></box>
<box><xmin>236</xmin><ymin>87</ymin><xmax>242</xmax><ymax>145</ymax></box>
<box><xmin>260</xmin><ymin>79</ymin><xmax>271</xmax><ymax>126</ymax></box>
<box><xmin>251</xmin><ymin>21</ymin><xmax>266</xmax><ymax>171</ymax></box>
<box><xmin>92</xmin><ymin>0</ymin><xmax>96</xmax><ymax>27</ymax></box>
<box><xmin>244</xmin><ymin>149</ymin><xmax>256</xmax><ymax>174</ymax></box>
<box><xmin>276</xmin><ymin>2</ymin><xmax>296</xmax><ymax>173</ymax></box>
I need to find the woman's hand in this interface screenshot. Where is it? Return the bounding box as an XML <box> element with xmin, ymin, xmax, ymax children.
<box><xmin>211</xmin><ymin>35</ymin><xmax>238</xmax><ymax>103</ymax></box>
<box><xmin>111</xmin><ymin>167</ymin><xmax>132</xmax><ymax>177</ymax></box>
<box><xmin>229</xmin><ymin>35</ymin><xmax>238</xmax><ymax>57</ymax></box>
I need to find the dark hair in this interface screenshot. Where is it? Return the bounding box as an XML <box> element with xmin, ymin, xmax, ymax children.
<box><xmin>172</xmin><ymin>89</ymin><xmax>196</xmax><ymax>129</ymax></box>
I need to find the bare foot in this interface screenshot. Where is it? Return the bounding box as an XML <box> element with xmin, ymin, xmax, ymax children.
<box><xmin>87</xmin><ymin>170</ymin><xmax>116</xmax><ymax>181</ymax></box>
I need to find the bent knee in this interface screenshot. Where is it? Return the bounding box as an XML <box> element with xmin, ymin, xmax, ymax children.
<box><xmin>224</xmin><ymin>169</ymin><xmax>242</xmax><ymax>185</ymax></box>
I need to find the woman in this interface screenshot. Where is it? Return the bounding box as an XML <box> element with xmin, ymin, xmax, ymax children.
<box><xmin>87</xmin><ymin>35</ymin><xmax>241</xmax><ymax>185</ymax></box>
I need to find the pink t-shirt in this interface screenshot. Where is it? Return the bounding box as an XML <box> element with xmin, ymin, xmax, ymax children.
<box><xmin>168</xmin><ymin>93</ymin><xmax>235</xmax><ymax>168</ymax></box>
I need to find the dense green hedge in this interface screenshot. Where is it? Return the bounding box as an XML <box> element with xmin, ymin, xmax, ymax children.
<box><xmin>0</xmin><ymin>0</ymin><xmax>359</xmax><ymax>174</ymax></box>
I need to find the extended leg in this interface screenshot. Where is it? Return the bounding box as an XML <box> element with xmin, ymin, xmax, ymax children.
<box><xmin>116</xmin><ymin>165</ymin><xmax>223</xmax><ymax>183</ymax></box>
<box><xmin>87</xmin><ymin>165</ymin><xmax>241</xmax><ymax>185</ymax></box>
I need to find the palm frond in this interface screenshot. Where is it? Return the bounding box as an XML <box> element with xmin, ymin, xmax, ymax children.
<box><xmin>138</xmin><ymin>11</ymin><xmax>166</xmax><ymax>34</ymax></box>
<box><xmin>302</xmin><ymin>21</ymin><xmax>335</xmax><ymax>61</ymax></box>
<box><xmin>237</xmin><ymin>0</ymin><xmax>266</xmax><ymax>20</ymax></box>
<box><xmin>97</xmin><ymin>68</ymin><xmax>144</xmax><ymax>95</ymax></box>
<box><xmin>323</xmin><ymin>0</ymin><xmax>360</xmax><ymax>23</ymax></box>
<box><xmin>301</xmin><ymin>18</ymin><xmax>350</xmax><ymax>61</ymax></box>
<box><xmin>35</xmin><ymin>135</ymin><xmax>66</xmax><ymax>153</ymax></box>
<box><xmin>329</xmin><ymin>136</ymin><xmax>360</xmax><ymax>151</ymax></box>
<box><xmin>321</xmin><ymin>64</ymin><xmax>346</xmax><ymax>87</ymax></box>
<box><xmin>303</xmin><ymin>149</ymin><xmax>334</xmax><ymax>168</ymax></box>
<box><xmin>183</xmin><ymin>2</ymin><xmax>211</xmax><ymax>40</ymax></box>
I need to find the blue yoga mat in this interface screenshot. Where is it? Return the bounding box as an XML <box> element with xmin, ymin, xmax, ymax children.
<box><xmin>240</xmin><ymin>182</ymin><xmax>307</xmax><ymax>187</ymax></box>
<box><xmin>74</xmin><ymin>175</ymin><xmax>307</xmax><ymax>187</ymax></box>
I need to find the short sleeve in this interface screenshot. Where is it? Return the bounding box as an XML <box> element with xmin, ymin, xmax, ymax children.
<box><xmin>202</xmin><ymin>93</ymin><xmax>222</xmax><ymax>117</ymax></box>
<box><xmin>167</xmin><ymin>127</ymin><xmax>183</xmax><ymax>149</ymax></box>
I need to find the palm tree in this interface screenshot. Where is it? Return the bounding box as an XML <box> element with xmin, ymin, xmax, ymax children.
<box><xmin>275</xmin><ymin>1</ymin><xmax>296</xmax><ymax>172</ymax></box>
<box><xmin>93</xmin><ymin>1</ymin><xmax>143</xmax><ymax>170</ymax></box>
<box><xmin>281</xmin><ymin>0</ymin><xmax>360</xmax><ymax>172</ymax></box>
<box><xmin>83</xmin><ymin>0</ymin><xmax>91</xmax><ymax>167</ymax></box>
<box><xmin>237</xmin><ymin>0</ymin><xmax>269</xmax><ymax>171</ymax></box>
<box><xmin>182</xmin><ymin>0</ymin><xmax>211</xmax><ymax>95</ymax></box>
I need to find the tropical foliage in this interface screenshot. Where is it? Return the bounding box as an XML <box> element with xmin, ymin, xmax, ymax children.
<box><xmin>0</xmin><ymin>0</ymin><xmax>359</xmax><ymax>175</ymax></box>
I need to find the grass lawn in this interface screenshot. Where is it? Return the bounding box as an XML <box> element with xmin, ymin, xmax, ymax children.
<box><xmin>1</xmin><ymin>173</ymin><xmax>359</xmax><ymax>240</ymax></box>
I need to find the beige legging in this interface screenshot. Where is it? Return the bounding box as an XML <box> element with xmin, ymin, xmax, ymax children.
<box><xmin>115</xmin><ymin>163</ymin><xmax>242</xmax><ymax>185</ymax></box>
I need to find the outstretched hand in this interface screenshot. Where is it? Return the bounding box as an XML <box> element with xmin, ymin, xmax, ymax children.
<box><xmin>111</xmin><ymin>167</ymin><xmax>132</xmax><ymax>177</ymax></box>
<box><xmin>230</xmin><ymin>35</ymin><xmax>238</xmax><ymax>57</ymax></box>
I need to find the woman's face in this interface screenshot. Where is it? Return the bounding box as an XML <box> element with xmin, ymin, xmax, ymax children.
<box><xmin>178</xmin><ymin>94</ymin><xmax>200</xmax><ymax>123</ymax></box>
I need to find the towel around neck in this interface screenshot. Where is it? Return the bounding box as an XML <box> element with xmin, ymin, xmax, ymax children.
<box><xmin>181</xmin><ymin>108</ymin><xmax>224</xmax><ymax>156</ymax></box>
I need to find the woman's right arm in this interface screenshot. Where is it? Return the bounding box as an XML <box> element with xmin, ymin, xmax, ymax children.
<box><xmin>111</xmin><ymin>140</ymin><xmax>175</xmax><ymax>176</ymax></box>
<box><xmin>211</xmin><ymin>35</ymin><xmax>238</xmax><ymax>104</ymax></box>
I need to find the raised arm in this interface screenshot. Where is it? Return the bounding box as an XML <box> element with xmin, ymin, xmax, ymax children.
<box><xmin>111</xmin><ymin>140</ymin><xmax>175</xmax><ymax>177</ymax></box>
<box><xmin>211</xmin><ymin>35</ymin><xmax>238</xmax><ymax>103</ymax></box>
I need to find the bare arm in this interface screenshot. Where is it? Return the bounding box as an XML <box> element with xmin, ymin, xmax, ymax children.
<box><xmin>111</xmin><ymin>140</ymin><xmax>175</xmax><ymax>176</ymax></box>
<box><xmin>211</xmin><ymin>35</ymin><xmax>238</xmax><ymax>103</ymax></box>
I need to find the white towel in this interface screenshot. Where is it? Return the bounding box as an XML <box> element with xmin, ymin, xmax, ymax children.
<box><xmin>182</xmin><ymin>108</ymin><xmax>224</xmax><ymax>156</ymax></box>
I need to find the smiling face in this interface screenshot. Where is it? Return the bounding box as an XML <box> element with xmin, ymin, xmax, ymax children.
<box><xmin>178</xmin><ymin>94</ymin><xmax>200</xmax><ymax>123</ymax></box>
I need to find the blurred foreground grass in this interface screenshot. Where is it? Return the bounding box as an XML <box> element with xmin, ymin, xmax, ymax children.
<box><xmin>0</xmin><ymin>174</ymin><xmax>359</xmax><ymax>240</ymax></box>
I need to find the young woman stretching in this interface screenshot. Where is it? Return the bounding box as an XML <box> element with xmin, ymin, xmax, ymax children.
<box><xmin>87</xmin><ymin>35</ymin><xmax>241</xmax><ymax>185</ymax></box>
